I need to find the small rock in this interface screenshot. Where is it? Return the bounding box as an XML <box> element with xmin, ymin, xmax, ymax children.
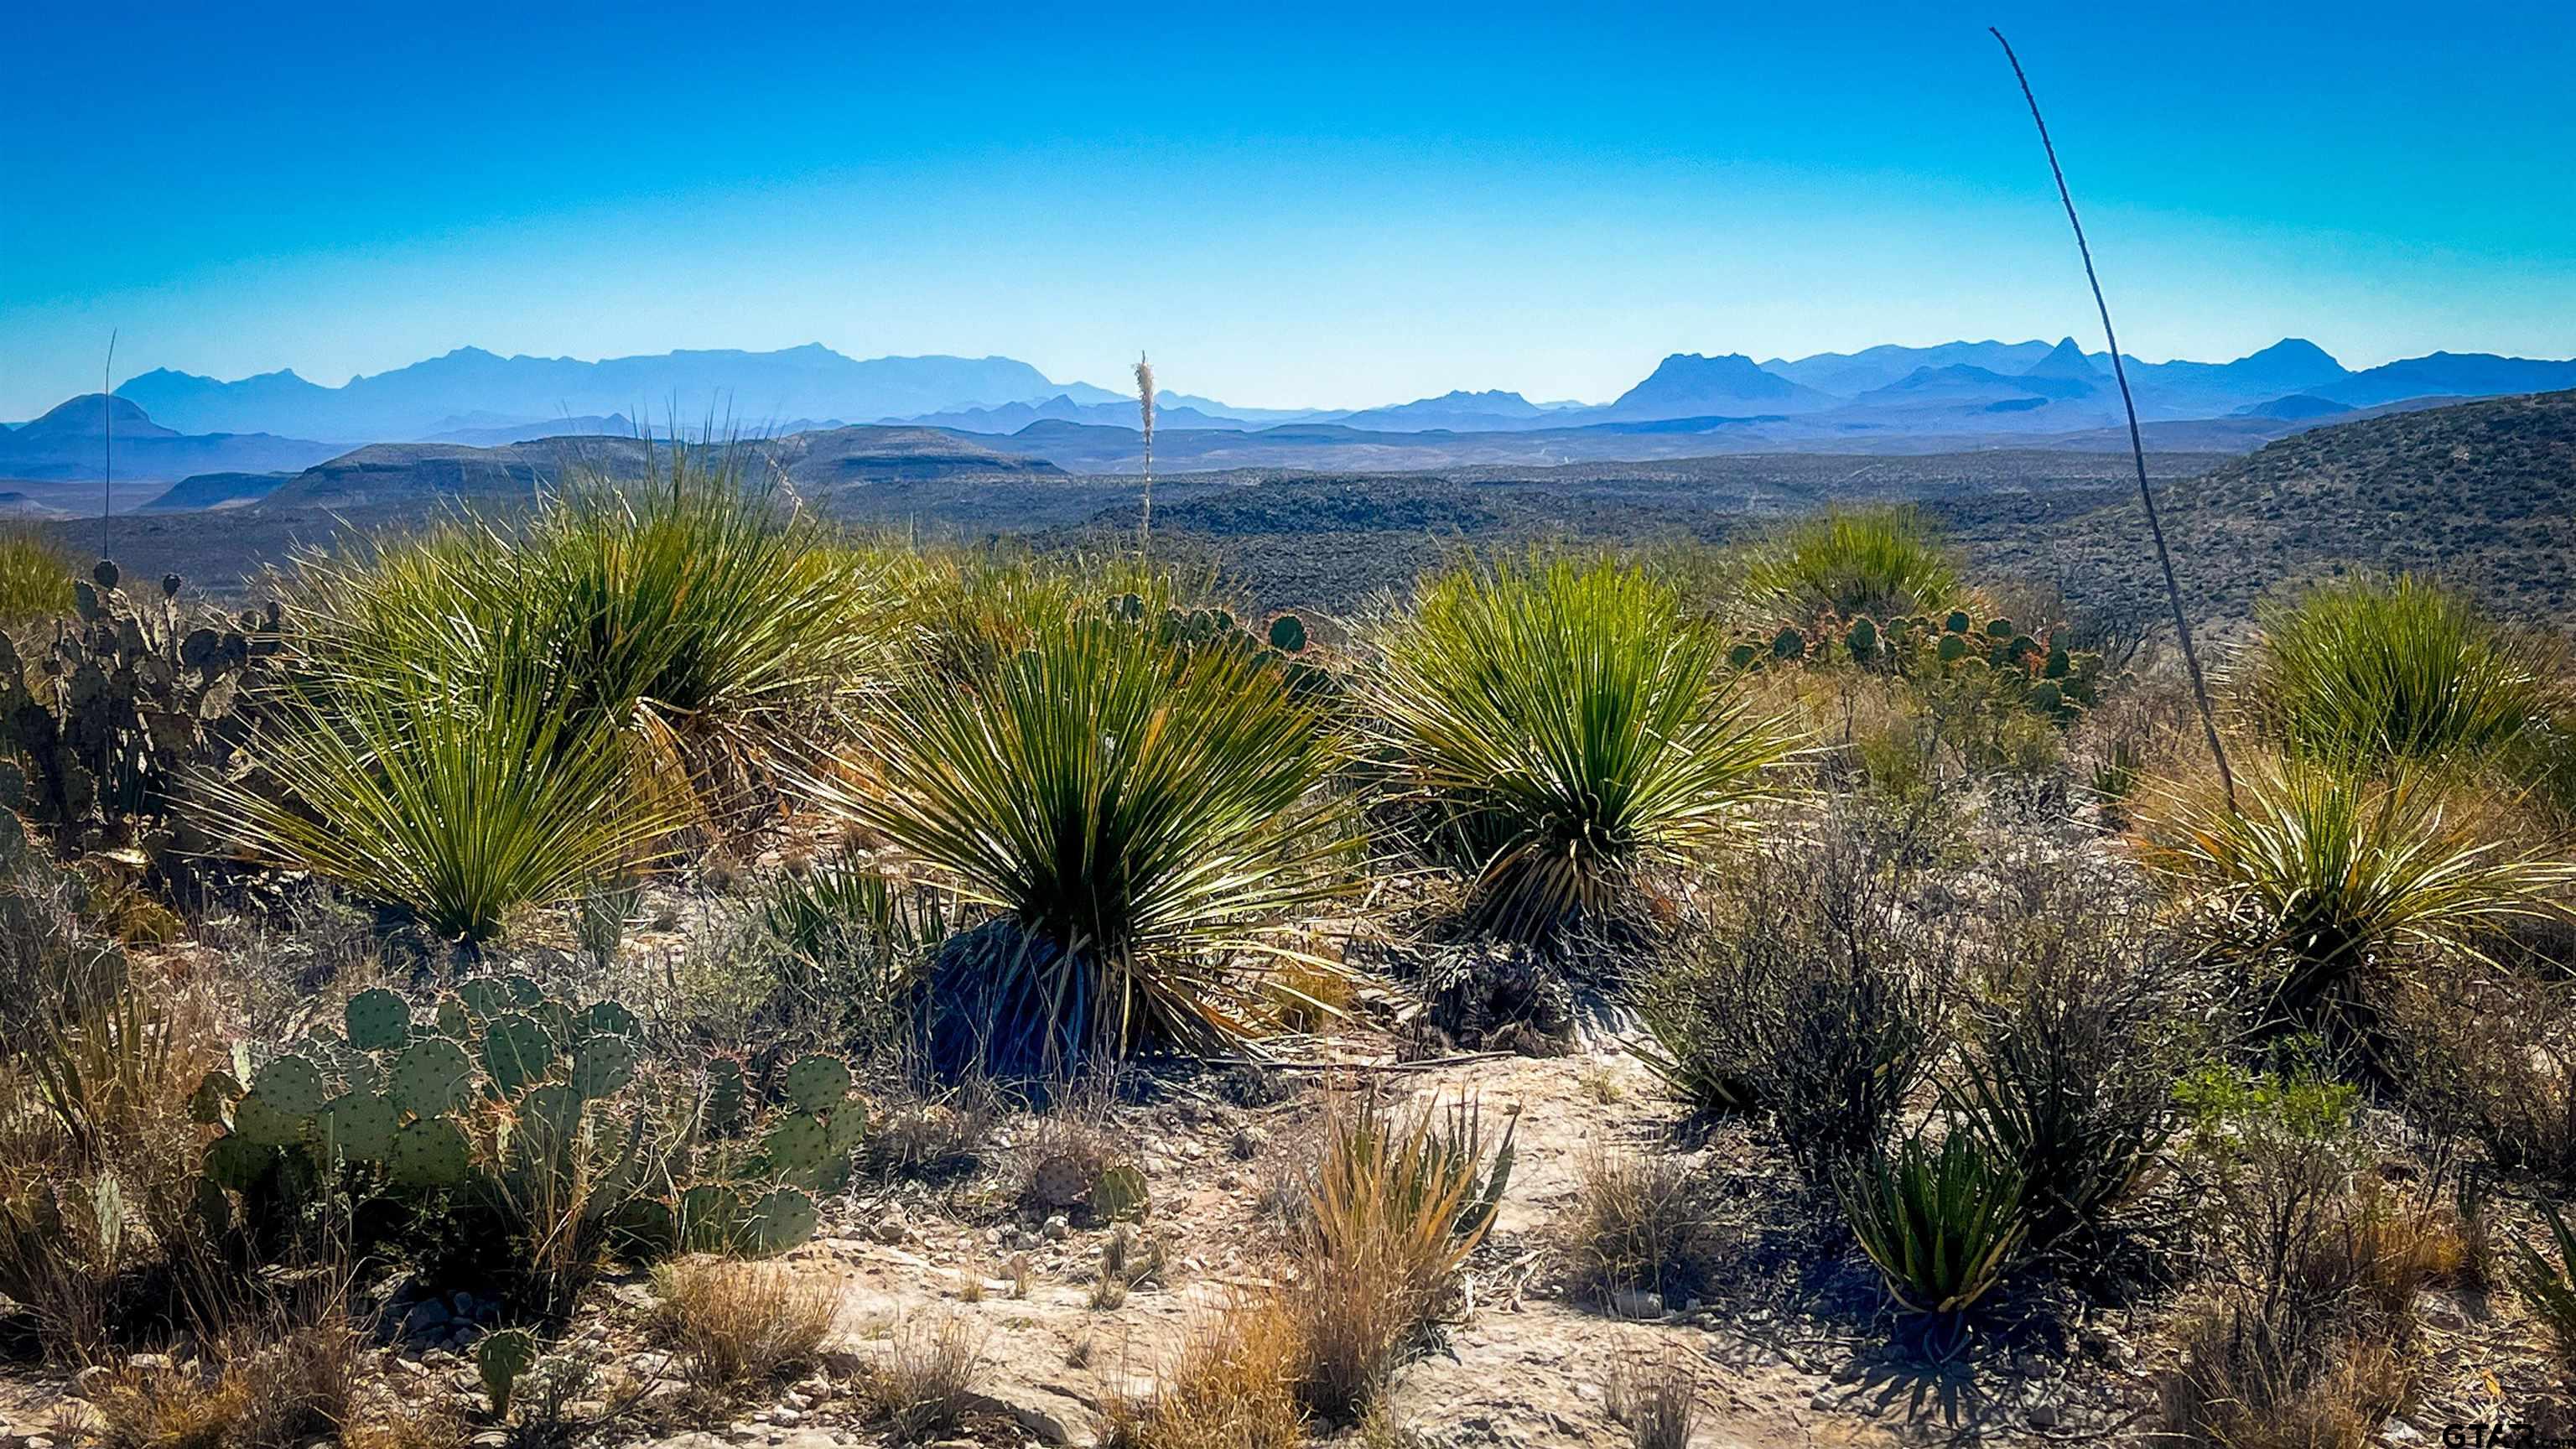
<box><xmin>2026</xmin><ymin>1401</ymin><xmax>2063</xmax><ymax>1430</ymax></box>
<box><xmin>126</xmin><ymin>1353</ymin><xmax>174</xmax><ymax>1373</ymax></box>
<box><xmin>1042</xmin><ymin>1214</ymin><xmax>1071</xmax><ymax>1241</ymax></box>
<box><xmin>1608</xmin><ymin>1288</ymin><xmax>1665</xmax><ymax>1320</ymax></box>
<box><xmin>1832</xmin><ymin>1357</ymin><xmax>1867</xmax><ymax>1384</ymax></box>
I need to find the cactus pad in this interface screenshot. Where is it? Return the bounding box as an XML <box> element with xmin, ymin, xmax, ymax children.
<box><xmin>579</xmin><ymin>1000</ymin><xmax>641</xmax><ymax>1040</ymax></box>
<box><xmin>1944</xmin><ymin>610</ymin><xmax>1972</xmax><ymax>634</ymax></box>
<box><xmin>2028</xmin><ymin>680</ymin><xmax>2064</xmax><ymax>714</ymax></box>
<box><xmin>434</xmin><ymin>994</ymin><xmax>470</xmax><ymax>1039</ymax></box>
<box><xmin>231</xmin><ymin>1091</ymin><xmax>309</xmax><ymax>1149</ymax></box>
<box><xmin>704</xmin><ymin>1057</ymin><xmax>748</xmax><ymax>1133</ymax></box>
<box><xmin>1266</xmin><ymin>614</ymin><xmax>1307</xmax><ymax>652</ymax></box>
<box><xmin>392</xmin><ymin>1037</ymin><xmax>476</xmax><ymax>1117</ymax></box>
<box><xmin>745</xmin><ymin>1186</ymin><xmax>820</xmax><ymax>1256</ymax></box>
<box><xmin>1024</xmin><ymin>1151</ymin><xmax>1094</xmax><ymax>1209</ymax></box>
<box><xmin>761</xmin><ymin>1113</ymin><xmax>832</xmax><ymax>1176</ymax></box>
<box><xmin>480</xmin><ymin>1013</ymin><xmax>556</xmax><ymax>1097</ymax></box>
<box><xmin>824</xmin><ymin>1106</ymin><xmax>868</xmax><ymax>1158</ymax></box>
<box><xmin>677</xmin><ymin>1183</ymin><xmax>745</xmax><ymax>1252</ymax></box>
<box><xmin>1090</xmin><ymin>1163</ymin><xmax>1150</xmax><ymax>1223</ymax></box>
<box><xmin>454</xmin><ymin>979</ymin><xmax>510</xmax><ymax>1018</ymax></box>
<box><xmin>569</xmin><ymin>1036</ymin><xmax>638</xmax><ymax>1099</ymax></box>
<box><xmin>1984</xmin><ymin>617</ymin><xmax>2016</xmax><ymax>640</ymax></box>
<box><xmin>782</xmin><ymin>1053</ymin><xmax>852</xmax><ymax>1114</ymax></box>
<box><xmin>344</xmin><ymin>988</ymin><xmax>412</xmax><ymax>1052</ymax></box>
<box><xmin>1935</xmin><ymin>633</ymin><xmax>1969</xmax><ymax>663</ymax></box>
<box><xmin>252</xmin><ymin>1055</ymin><xmax>330</xmax><ymax>1118</ymax></box>
<box><xmin>204</xmin><ymin>1135</ymin><xmax>273</xmax><ymax>1192</ymax></box>
<box><xmin>391</xmin><ymin>1118</ymin><xmax>474</xmax><ymax>1190</ymax></box>
<box><xmin>319</xmin><ymin>1093</ymin><xmax>400</xmax><ymax>1162</ymax></box>
<box><xmin>1771</xmin><ymin>626</ymin><xmax>1806</xmax><ymax>661</ymax></box>
<box><xmin>189</xmin><ymin>1069</ymin><xmax>244</xmax><ymax>1124</ymax></box>
<box><xmin>475</xmin><ymin>1327</ymin><xmax>541</xmax><ymax>1418</ymax></box>
<box><xmin>502</xmin><ymin>974</ymin><xmax>544</xmax><ymax>1008</ymax></box>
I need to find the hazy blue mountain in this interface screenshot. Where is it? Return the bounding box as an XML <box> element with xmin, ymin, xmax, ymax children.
<box><xmin>2318</xmin><ymin>352</ymin><xmax>2576</xmax><ymax>408</ymax></box>
<box><xmin>1760</xmin><ymin>340</ymin><xmax>2056</xmax><ymax>395</ymax></box>
<box><xmin>902</xmin><ymin>395</ymin><xmax>1254</xmax><ymax>433</ymax></box>
<box><xmin>2020</xmin><ymin>337</ymin><xmax>2106</xmax><ymax>385</ymax></box>
<box><xmin>0</xmin><ymin>394</ymin><xmax>340</xmax><ymax>484</ymax></box>
<box><xmin>1340</xmin><ymin>390</ymin><xmax>1550</xmax><ymax>431</ymax></box>
<box><xmin>419</xmin><ymin>413</ymin><xmax>639</xmax><ymax>446</ymax></box>
<box><xmin>1601</xmin><ymin>353</ymin><xmax>1836</xmax><ymax>420</ymax></box>
<box><xmin>2235</xmin><ymin>393</ymin><xmax>2355</xmax><ymax>421</ymax></box>
<box><xmin>117</xmin><ymin>345</ymin><xmax>1112</xmax><ymax>443</ymax></box>
<box><xmin>136</xmin><ymin>471</ymin><xmax>293</xmax><ymax>512</ymax></box>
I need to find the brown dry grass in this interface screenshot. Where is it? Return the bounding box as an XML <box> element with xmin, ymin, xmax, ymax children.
<box><xmin>1607</xmin><ymin>1343</ymin><xmax>1702</xmax><ymax>1449</ymax></box>
<box><xmin>91</xmin><ymin>1318</ymin><xmax>364</xmax><ymax>1449</ymax></box>
<box><xmin>1559</xmin><ymin>1148</ymin><xmax>1710</xmax><ymax>1306</ymax></box>
<box><xmin>1103</xmin><ymin>1296</ymin><xmax>1306</xmax><ymax>1449</ymax></box>
<box><xmin>863</xmin><ymin>1315</ymin><xmax>988</xmax><ymax>1444</ymax></box>
<box><xmin>648</xmin><ymin>1257</ymin><xmax>841</xmax><ymax>1407</ymax></box>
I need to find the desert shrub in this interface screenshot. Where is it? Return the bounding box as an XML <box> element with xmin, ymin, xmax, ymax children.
<box><xmin>1288</xmin><ymin>1092</ymin><xmax>1513</xmax><ymax>1420</ymax></box>
<box><xmin>648</xmin><ymin>1257</ymin><xmax>841</xmax><ymax>1405</ymax></box>
<box><xmin>2243</xmin><ymin>572</ymin><xmax>2563</xmax><ymax>768</ymax></box>
<box><xmin>744</xmin><ymin>857</ymin><xmax>953</xmax><ymax>1055</ymax></box>
<box><xmin>89</xmin><ymin>1270</ymin><xmax>363</xmax><ymax>1449</ymax></box>
<box><xmin>893</xmin><ymin>545</ymin><xmax>1227</xmax><ymax>683</ymax></box>
<box><xmin>2386</xmin><ymin>969</ymin><xmax>2576</xmax><ymax>1182</ymax></box>
<box><xmin>2160</xmin><ymin>1062</ymin><xmax>2444</xmax><ymax>1446</ymax></box>
<box><xmin>1836</xmin><ymin>1114</ymin><xmax>2028</xmax><ymax>1317</ymax></box>
<box><xmin>1640</xmin><ymin>801</ymin><xmax>1957</xmax><ymax>1178</ymax></box>
<box><xmin>1103</xmin><ymin>1297</ymin><xmax>1306</xmax><ymax>1449</ymax></box>
<box><xmin>2136</xmin><ymin>755</ymin><xmax>2574</xmax><ymax>1050</ymax></box>
<box><xmin>1558</xmin><ymin>1149</ymin><xmax>1711</xmax><ymax>1305</ymax></box>
<box><xmin>1605</xmin><ymin>1347</ymin><xmax>1701</xmax><ymax>1449</ymax></box>
<box><xmin>1359</xmin><ymin>556</ymin><xmax>1797</xmax><ymax>943</ymax></box>
<box><xmin>1739</xmin><ymin>507</ymin><xmax>1966</xmax><ymax>623</ymax></box>
<box><xmin>864</xmin><ymin>1315</ymin><xmax>988</xmax><ymax>1444</ymax></box>
<box><xmin>1955</xmin><ymin>855</ymin><xmax>2194</xmax><ymax>1251</ymax></box>
<box><xmin>815</xmin><ymin>613</ymin><xmax>1353</xmax><ymax>1076</ymax></box>
<box><xmin>0</xmin><ymin>527</ymin><xmax>76</xmax><ymax>625</ymax></box>
<box><xmin>200</xmin><ymin>653</ymin><xmax>683</xmax><ymax>949</ymax></box>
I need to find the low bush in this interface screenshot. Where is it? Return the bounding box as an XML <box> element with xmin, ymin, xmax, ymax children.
<box><xmin>1640</xmin><ymin>800</ymin><xmax>1957</xmax><ymax>1179</ymax></box>
<box><xmin>863</xmin><ymin>1315</ymin><xmax>988</xmax><ymax>1444</ymax></box>
<box><xmin>2511</xmin><ymin>1198</ymin><xmax>2576</xmax><ymax>1380</ymax></box>
<box><xmin>1103</xmin><ymin>1297</ymin><xmax>1306</xmax><ymax>1449</ymax></box>
<box><xmin>1558</xmin><ymin>1150</ymin><xmax>1711</xmax><ymax>1306</ymax></box>
<box><xmin>1359</xmin><ymin>557</ymin><xmax>1797</xmax><ymax>943</ymax></box>
<box><xmin>649</xmin><ymin>1257</ymin><xmax>841</xmax><ymax>1407</ymax></box>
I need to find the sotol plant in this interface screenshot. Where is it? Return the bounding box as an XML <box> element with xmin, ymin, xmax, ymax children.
<box><xmin>812</xmin><ymin>612</ymin><xmax>1353</xmax><ymax>1076</ymax></box>
<box><xmin>1362</xmin><ymin>557</ymin><xmax>1798</xmax><ymax>943</ymax></box>
<box><xmin>1739</xmin><ymin>507</ymin><xmax>1966</xmax><ymax>623</ymax></box>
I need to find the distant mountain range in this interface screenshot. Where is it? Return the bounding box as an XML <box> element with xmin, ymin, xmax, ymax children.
<box><xmin>0</xmin><ymin>394</ymin><xmax>339</xmax><ymax>485</ymax></box>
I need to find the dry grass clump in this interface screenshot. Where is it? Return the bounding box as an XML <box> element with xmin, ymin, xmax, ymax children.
<box><xmin>0</xmin><ymin>526</ymin><xmax>76</xmax><ymax>625</ymax></box>
<box><xmin>91</xmin><ymin>1317</ymin><xmax>364</xmax><ymax>1449</ymax></box>
<box><xmin>1559</xmin><ymin>1149</ymin><xmax>1711</xmax><ymax>1306</ymax></box>
<box><xmin>1606</xmin><ymin>1344</ymin><xmax>1702</xmax><ymax>1449</ymax></box>
<box><xmin>862</xmin><ymin>1315</ymin><xmax>989</xmax><ymax>1443</ymax></box>
<box><xmin>1103</xmin><ymin>1297</ymin><xmax>1306</xmax><ymax>1449</ymax></box>
<box><xmin>647</xmin><ymin>1257</ymin><xmax>841</xmax><ymax>1405</ymax></box>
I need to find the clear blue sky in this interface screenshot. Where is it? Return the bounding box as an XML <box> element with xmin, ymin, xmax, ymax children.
<box><xmin>4</xmin><ymin>1</ymin><xmax>2571</xmax><ymax>418</ymax></box>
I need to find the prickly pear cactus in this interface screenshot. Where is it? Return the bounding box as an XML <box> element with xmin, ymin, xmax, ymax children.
<box><xmin>1024</xmin><ymin>1152</ymin><xmax>1094</xmax><ymax>1210</ymax></box>
<box><xmin>782</xmin><ymin>1054</ymin><xmax>853</xmax><ymax>1114</ymax></box>
<box><xmin>344</xmin><ymin>989</ymin><xmax>412</xmax><ymax>1053</ymax></box>
<box><xmin>476</xmin><ymin>1327</ymin><xmax>542</xmax><ymax>1417</ymax></box>
<box><xmin>1090</xmin><ymin>1164</ymin><xmax>1150</xmax><ymax>1223</ymax></box>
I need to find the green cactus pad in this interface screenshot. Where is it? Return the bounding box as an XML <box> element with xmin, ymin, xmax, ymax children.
<box><xmin>190</xmin><ymin>1176</ymin><xmax>233</xmax><ymax>1238</ymax></box>
<box><xmin>579</xmin><ymin>1000</ymin><xmax>641</xmax><ymax>1040</ymax></box>
<box><xmin>391</xmin><ymin>1036</ymin><xmax>476</xmax><ymax>1117</ymax></box>
<box><xmin>231</xmin><ymin>1091</ymin><xmax>309</xmax><ymax>1149</ymax></box>
<box><xmin>745</xmin><ymin>1186</ymin><xmax>820</xmax><ymax>1256</ymax></box>
<box><xmin>2006</xmin><ymin>633</ymin><xmax>2040</xmax><ymax>663</ymax></box>
<box><xmin>390</xmin><ymin>1118</ymin><xmax>474</xmax><ymax>1189</ymax></box>
<box><xmin>569</xmin><ymin>1036</ymin><xmax>638</xmax><ymax>1099</ymax></box>
<box><xmin>677</xmin><ymin>1183</ymin><xmax>745</xmax><ymax>1252</ymax></box>
<box><xmin>480</xmin><ymin>1013</ymin><xmax>557</xmax><ymax>1097</ymax></box>
<box><xmin>1846</xmin><ymin>616</ymin><xmax>1879</xmax><ymax>657</ymax></box>
<box><xmin>344</xmin><ymin>988</ymin><xmax>412</xmax><ymax>1053</ymax></box>
<box><xmin>319</xmin><ymin>1093</ymin><xmax>400</xmax><ymax>1162</ymax></box>
<box><xmin>824</xmin><ymin>1107</ymin><xmax>868</xmax><ymax>1157</ymax></box>
<box><xmin>252</xmin><ymin>1055</ymin><xmax>330</xmax><ymax>1118</ymax></box>
<box><xmin>782</xmin><ymin>1054</ymin><xmax>852</xmax><ymax>1114</ymax></box>
<box><xmin>1935</xmin><ymin>633</ymin><xmax>1969</xmax><ymax>662</ymax></box>
<box><xmin>1771</xmin><ymin>626</ymin><xmax>1806</xmax><ymax>661</ymax></box>
<box><xmin>1090</xmin><ymin>1163</ymin><xmax>1150</xmax><ymax>1223</ymax></box>
<box><xmin>1944</xmin><ymin>610</ymin><xmax>1971</xmax><ymax>634</ymax></box>
<box><xmin>434</xmin><ymin>994</ymin><xmax>471</xmax><ymax>1039</ymax></box>
<box><xmin>189</xmin><ymin>1069</ymin><xmax>244</xmax><ymax>1124</ymax></box>
<box><xmin>761</xmin><ymin>1113</ymin><xmax>832</xmax><ymax>1176</ymax></box>
<box><xmin>502</xmin><ymin>974</ymin><xmax>544</xmax><ymax>1008</ymax></box>
<box><xmin>475</xmin><ymin>1328</ymin><xmax>541</xmax><ymax>1418</ymax></box>
<box><xmin>1727</xmin><ymin>642</ymin><xmax>1758</xmax><ymax>670</ymax></box>
<box><xmin>2028</xmin><ymin>680</ymin><xmax>2064</xmax><ymax>714</ymax></box>
<box><xmin>704</xmin><ymin>1057</ymin><xmax>748</xmax><ymax>1133</ymax></box>
<box><xmin>454</xmin><ymin>979</ymin><xmax>509</xmax><ymax>1018</ymax></box>
<box><xmin>1984</xmin><ymin>617</ymin><xmax>2016</xmax><ymax>639</ymax></box>
<box><xmin>1265</xmin><ymin>614</ymin><xmax>1308</xmax><ymax>653</ymax></box>
<box><xmin>2044</xmin><ymin>647</ymin><xmax>2071</xmax><ymax>680</ymax></box>
<box><xmin>204</xmin><ymin>1135</ymin><xmax>274</xmax><ymax>1192</ymax></box>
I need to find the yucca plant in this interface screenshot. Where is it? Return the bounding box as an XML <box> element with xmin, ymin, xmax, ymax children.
<box><xmin>811</xmin><ymin>614</ymin><xmax>1352</xmax><ymax>1075</ymax></box>
<box><xmin>2136</xmin><ymin>756</ymin><xmax>2576</xmax><ymax>1042</ymax></box>
<box><xmin>2246</xmin><ymin>573</ymin><xmax>2561</xmax><ymax>767</ymax></box>
<box><xmin>1837</xmin><ymin>1118</ymin><xmax>2028</xmax><ymax>1319</ymax></box>
<box><xmin>1738</xmin><ymin>507</ymin><xmax>1966</xmax><ymax>623</ymax></box>
<box><xmin>0</xmin><ymin>529</ymin><xmax>76</xmax><ymax>626</ymax></box>
<box><xmin>198</xmin><ymin>654</ymin><xmax>683</xmax><ymax>948</ymax></box>
<box><xmin>2510</xmin><ymin>1197</ymin><xmax>2576</xmax><ymax>1374</ymax></box>
<box><xmin>285</xmin><ymin>438</ymin><xmax>885</xmax><ymax>813</ymax></box>
<box><xmin>1360</xmin><ymin>558</ymin><xmax>1798</xmax><ymax>943</ymax></box>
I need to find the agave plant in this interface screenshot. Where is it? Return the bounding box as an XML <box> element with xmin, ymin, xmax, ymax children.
<box><xmin>1837</xmin><ymin>1119</ymin><xmax>2028</xmax><ymax>1317</ymax></box>
<box><xmin>2136</xmin><ymin>755</ymin><xmax>2576</xmax><ymax>1041</ymax></box>
<box><xmin>198</xmin><ymin>654</ymin><xmax>683</xmax><ymax>948</ymax></box>
<box><xmin>1359</xmin><ymin>558</ymin><xmax>1799</xmax><ymax>943</ymax></box>
<box><xmin>809</xmin><ymin>613</ymin><xmax>1352</xmax><ymax>1074</ymax></box>
<box><xmin>1738</xmin><ymin>507</ymin><xmax>1966</xmax><ymax>623</ymax></box>
<box><xmin>2245</xmin><ymin>573</ymin><xmax>2561</xmax><ymax>767</ymax></box>
<box><xmin>2511</xmin><ymin>1197</ymin><xmax>2576</xmax><ymax>1372</ymax></box>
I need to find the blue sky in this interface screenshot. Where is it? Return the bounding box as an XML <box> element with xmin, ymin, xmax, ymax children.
<box><xmin>4</xmin><ymin>1</ymin><xmax>2572</xmax><ymax>418</ymax></box>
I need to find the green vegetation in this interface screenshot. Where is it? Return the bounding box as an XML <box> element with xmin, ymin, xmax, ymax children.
<box><xmin>1362</xmin><ymin>557</ymin><xmax>1796</xmax><ymax>942</ymax></box>
<box><xmin>2246</xmin><ymin>572</ymin><xmax>2562</xmax><ymax>766</ymax></box>
<box><xmin>0</xmin><ymin>529</ymin><xmax>75</xmax><ymax>625</ymax></box>
<box><xmin>1836</xmin><ymin>1119</ymin><xmax>2028</xmax><ymax>1317</ymax></box>
<box><xmin>1739</xmin><ymin>506</ymin><xmax>1966</xmax><ymax>622</ymax></box>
